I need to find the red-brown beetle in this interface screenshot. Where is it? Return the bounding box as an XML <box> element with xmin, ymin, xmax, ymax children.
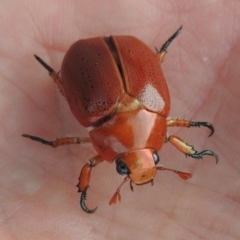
<box><xmin>23</xmin><ymin>27</ymin><xmax>218</xmax><ymax>213</ymax></box>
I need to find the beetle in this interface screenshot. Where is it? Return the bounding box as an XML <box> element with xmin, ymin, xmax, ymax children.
<box><xmin>23</xmin><ymin>26</ymin><xmax>218</xmax><ymax>213</ymax></box>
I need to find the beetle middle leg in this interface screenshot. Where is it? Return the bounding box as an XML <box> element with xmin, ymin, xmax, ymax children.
<box><xmin>166</xmin><ymin>135</ymin><xmax>218</xmax><ymax>163</ymax></box>
<box><xmin>167</xmin><ymin>118</ymin><xmax>214</xmax><ymax>136</ymax></box>
<box><xmin>34</xmin><ymin>55</ymin><xmax>65</xmax><ymax>97</ymax></box>
<box><xmin>22</xmin><ymin>134</ymin><xmax>91</xmax><ymax>147</ymax></box>
<box><xmin>166</xmin><ymin>118</ymin><xmax>218</xmax><ymax>162</ymax></box>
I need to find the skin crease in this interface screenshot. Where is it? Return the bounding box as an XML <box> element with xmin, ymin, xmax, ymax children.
<box><xmin>0</xmin><ymin>0</ymin><xmax>240</xmax><ymax>239</ymax></box>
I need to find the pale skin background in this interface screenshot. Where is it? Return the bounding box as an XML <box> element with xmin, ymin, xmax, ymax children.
<box><xmin>0</xmin><ymin>0</ymin><xmax>240</xmax><ymax>239</ymax></box>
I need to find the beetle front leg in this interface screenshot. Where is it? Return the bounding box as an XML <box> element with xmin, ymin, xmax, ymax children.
<box><xmin>77</xmin><ymin>155</ymin><xmax>104</xmax><ymax>213</ymax></box>
<box><xmin>167</xmin><ymin>118</ymin><xmax>214</xmax><ymax>136</ymax></box>
<box><xmin>22</xmin><ymin>134</ymin><xmax>91</xmax><ymax>147</ymax></box>
<box><xmin>34</xmin><ymin>55</ymin><xmax>66</xmax><ymax>97</ymax></box>
<box><xmin>167</xmin><ymin>135</ymin><xmax>218</xmax><ymax>163</ymax></box>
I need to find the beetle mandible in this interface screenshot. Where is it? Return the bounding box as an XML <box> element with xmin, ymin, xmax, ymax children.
<box><xmin>23</xmin><ymin>26</ymin><xmax>218</xmax><ymax>213</ymax></box>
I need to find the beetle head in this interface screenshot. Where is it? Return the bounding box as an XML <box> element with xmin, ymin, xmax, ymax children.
<box><xmin>115</xmin><ymin>148</ymin><xmax>159</xmax><ymax>185</ymax></box>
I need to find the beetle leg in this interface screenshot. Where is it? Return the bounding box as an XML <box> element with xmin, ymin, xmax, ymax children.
<box><xmin>167</xmin><ymin>118</ymin><xmax>214</xmax><ymax>137</ymax></box>
<box><xmin>34</xmin><ymin>55</ymin><xmax>66</xmax><ymax>97</ymax></box>
<box><xmin>167</xmin><ymin>135</ymin><xmax>218</xmax><ymax>163</ymax></box>
<box><xmin>109</xmin><ymin>176</ymin><xmax>129</xmax><ymax>205</ymax></box>
<box><xmin>156</xmin><ymin>26</ymin><xmax>182</xmax><ymax>62</ymax></box>
<box><xmin>157</xmin><ymin>166</ymin><xmax>192</xmax><ymax>180</ymax></box>
<box><xmin>22</xmin><ymin>134</ymin><xmax>91</xmax><ymax>147</ymax></box>
<box><xmin>77</xmin><ymin>155</ymin><xmax>104</xmax><ymax>213</ymax></box>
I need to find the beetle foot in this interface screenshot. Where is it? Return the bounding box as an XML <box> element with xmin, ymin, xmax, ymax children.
<box><xmin>22</xmin><ymin>134</ymin><xmax>55</xmax><ymax>147</ymax></box>
<box><xmin>189</xmin><ymin>150</ymin><xmax>218</xmax><ymax>164</ymax></box>
<box><xmin>189</xmin><ymin>121</ymin><xmax>214</xmax><ymax>137</ymax></box>
<box><xmin>34</xmin><ymin>55</ymin><xmax>54</xmax><ymax>73</ymax></box>
<box><xmin>80</xmin><ymin>190</ymin><xmax>97</xmax><ymax>214</ymax></box>
<box><xmin>156</xmin><ymin>26</ymin><xmax>182</xmax><ymax>61</ymax></box>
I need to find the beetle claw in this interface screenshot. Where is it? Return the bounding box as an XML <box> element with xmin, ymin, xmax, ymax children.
<box><xmin>191</xmin><ymin>150</ymin><xmax>218</xmax><ymax>164</ymax></box>
<box><xmin>80</xmin><ymin>190</ymin><xmax>97</xmax><ymax>214</ymax></box>
<box><xmin>189</xmin><ymin>121</ymin><xmax>214</xmax><ymax>137</ymax></box>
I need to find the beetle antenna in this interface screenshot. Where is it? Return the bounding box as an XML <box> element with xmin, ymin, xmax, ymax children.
<box><xmin>109</xmin><ymin>177</ymin><xmax>129</xmax><ymax>205</ymax></box>
<box><xmin>157</xmin><ymin>166</ymin><xmax>192</xmax><ymax>180</ymax></box>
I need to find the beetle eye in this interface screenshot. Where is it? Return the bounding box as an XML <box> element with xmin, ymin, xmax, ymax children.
<box><xmin>116</xmin><ymin>161</ymin><xmax>129</xmax><ymax>175</ymax></box>
<box><xmin>153</xmin><ymin>151</ymin><xmax>160</xmax><ymax>165</ymax></box>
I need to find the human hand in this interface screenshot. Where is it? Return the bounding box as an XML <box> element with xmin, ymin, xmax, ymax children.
<box><xmin>0</xmin><ymin>1</ymin><xmax>239</xmax><ymax>239</ymax></box>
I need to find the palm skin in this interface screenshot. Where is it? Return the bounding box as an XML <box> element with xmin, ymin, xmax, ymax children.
<box><xmin>0</xmin><ymin>1</ymin><xmax>240</xmax><ymax>239</ymax></box>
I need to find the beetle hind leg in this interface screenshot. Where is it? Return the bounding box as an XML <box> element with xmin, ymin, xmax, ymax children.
<box><xmin>34</xmin><ymin>55</ymin><xmax>66</xmax><ymax>97</ymax></box>
<box><xmin>167</xmin><ymin>135</ymin><xmax>218</xmax><ymax>164</ymax></box>
<box><xmin>156</xmin><ymin>26</ymin><xmax>182</xmax><ymax>62</ymax></box>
